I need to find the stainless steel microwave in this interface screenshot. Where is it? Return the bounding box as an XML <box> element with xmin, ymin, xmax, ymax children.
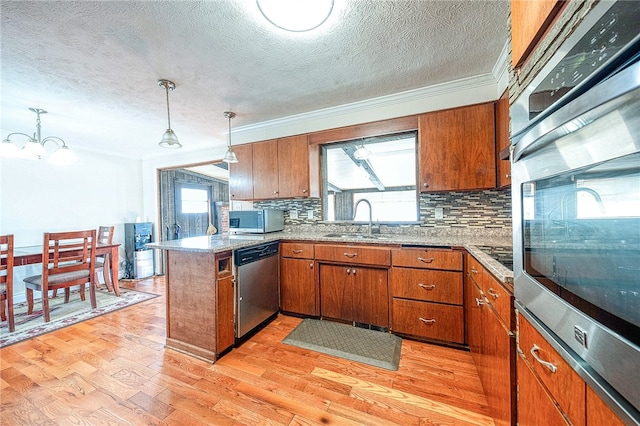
<box><xmin>511</xmin><ymin>49</ymin><xmax>640</xmax><ymax>423</ymax></box>
<box><xmin>228</xmin><ymin>209</ymin><xmax>284</xmax><ymax>234</ymax></box>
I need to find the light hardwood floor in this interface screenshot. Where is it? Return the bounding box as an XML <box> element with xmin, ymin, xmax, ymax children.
<box><xmin>0</xmin><ymin>276</ymin><xmax>494</xmax><ymax>425</ymax></box>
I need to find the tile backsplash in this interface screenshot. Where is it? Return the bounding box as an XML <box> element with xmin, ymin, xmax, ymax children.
<box><xmin>254</xmin><ymin>189</ymin><xmax>512</xmax><ymax>234</ymax></box>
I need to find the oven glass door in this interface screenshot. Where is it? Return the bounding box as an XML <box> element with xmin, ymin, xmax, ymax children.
<box><xmin>522</xmin><ymin>151</ymin><xmax>640</xmax><ymax>344</ymax></box>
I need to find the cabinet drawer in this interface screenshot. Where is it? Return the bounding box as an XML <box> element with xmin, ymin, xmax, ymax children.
<box><xmin>518</xmin><ymin>314</ymin><xmax>586</xmax><ymax>426</ymax></box>
<box><xmin>281</xmin><ymin>242</ymin><xmax>314</xmax><ymax>259</ymax></box>
<box><xmin>484</xmin><ymin>270</ymin><xmax>514</xmax><ymax>330</ymax></box>
<box><xmin>315</xmin><ymin>244</ymin><xmax>390</xmax><ymax>266</ymax></box>
<box><xmin>466</xmin><ymin>254</ymin><xmax>483</xmax><ymax>287</ymax></box>
<box><xmin>390</xmin><ymin>268</ymin><xmax>462</xmax><ymax>305</ymax></box>
<box><xmin>391</xmin><ymin>248</ymin><xmax>462</xmax><ymax>271</ymax></box>
<box><xmin>392</xmin><ymin>298</ymin><xmax>464</xmax><ymax>343</ymax></box>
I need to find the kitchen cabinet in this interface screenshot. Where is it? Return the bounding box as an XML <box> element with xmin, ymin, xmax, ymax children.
<box><xmin>517</xmin><ymin>313</ymin><xmax>627</xmax><ymax>426</ymax></box>
<box><xmin>511</xmin><ymin>0</ymin><xmax>564</xmax><ymax>68</ymax></box>
<box><xmin>280</xmin><ymin>242</ymin><xmax>317</xmax><ymax>316</ymax></box>
<box><xmin>252</xmin><ymin>135</ymin><xmax>320</xmax><ymax>200</ymax></box>
<box><xmin>418</xmin><ymin>102</ymin><xmax>496</xmax><ymax>192</ymax></box>
<box><xmin>496</xmin><ymin>89</ymin><xmax>511</xmax><ymax>189</ymax></box>
<box><xmin>390</xmin><ymin>247</ymin><xmax>464</xmax><ymax>344</ymax></box>
<box><xmin>165</xmin><ymin>250</ymin><xmax>234</xmax><ymax>363</ymax></box>
<box><xmin>229</xmin><ymin>143</ymin><xmax>254</xmax><ymax>200</ymax></box>
<box><xmin>465</xmin><ymin>254</ymin><xmax>516</xmax><ymax>426</ymax></box>
<box><xmin>517</xmin><ymin>313</ymin><xmax>585</xmax><ymax>426</ymax></box>
<box><xmin>316</xmin><ymin>244</ymin><xmax>390</xmax><ymax>328</ymax></box>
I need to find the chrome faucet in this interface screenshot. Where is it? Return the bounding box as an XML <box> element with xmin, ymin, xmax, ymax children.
<box><xmin>353</xmin><ymin>198</ymin><xmax>373</xmax><ymax>235</ymax></box>
<box><xmin>561</xmin><ymin>187</ymin><xmax>605</xmax><ymax>219</ymax></box>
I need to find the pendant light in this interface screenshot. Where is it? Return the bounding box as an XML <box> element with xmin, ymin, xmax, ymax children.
<box><xmin>222</xmin><ymin>111</ymin><xmax>238</xmax><ymax>163</ymax></box>
<box><xmin>353</xmin><ymin>140</ymin><xmax>371</xmax><ymax>160</ymax></box>
<box><xmin>158</xmin><ymin>79</ymin><xmax>182</xmax><ymax>149</ymax></box>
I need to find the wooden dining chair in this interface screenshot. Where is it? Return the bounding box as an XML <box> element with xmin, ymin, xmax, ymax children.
<box><xmin>95</xmin><ymin>225</ymin><xmax>116</xmax><ymax>294</ymax></box>
<box><xmin>0</xmin><ymin>234</ymin><xmax>15</xmax><ymax>332</ymax></box>
<box><xmin>24</xmin><ymin>230</ymin><xmax>97</xmax><ymax>323</ymax></box>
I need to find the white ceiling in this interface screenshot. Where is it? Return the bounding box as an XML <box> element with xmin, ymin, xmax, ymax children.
<box><xmin>1</xmin><ymin>0</ymin><xmax>509</xmax><ymax>160</ymax></box>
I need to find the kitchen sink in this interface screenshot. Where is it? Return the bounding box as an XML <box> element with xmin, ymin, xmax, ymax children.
<box><xmin>323</xmin><ymin>233</ymin><xmax>390</xmax><ymax>240</ymax></box>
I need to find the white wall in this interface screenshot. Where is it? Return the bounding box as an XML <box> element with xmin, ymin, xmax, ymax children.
<box><xmin>0</xmin><ymin>149</ymin><xmax>144</xmax><ymax>302</ymax></box>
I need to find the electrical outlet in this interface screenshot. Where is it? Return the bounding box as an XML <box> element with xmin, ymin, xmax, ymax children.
<box><xmin>307</xmin><ymin>210</ymin><xmax>314</xmax><ymax>220</ymax></box>
<box><xmin>290</xmin><ymin>209</ymin><xmax>299</xmax><ymax>220</ymax></box>
<box><xmin>435</xmin><ymin>207</ymin><xmax>444</xmax><ymax>220</ymax></box>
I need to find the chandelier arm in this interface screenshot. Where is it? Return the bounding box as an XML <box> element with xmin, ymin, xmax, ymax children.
<box><xmin>4</xmin><ymin>132</ymin><xmax>36</xmax><ymax>142</ymax></box>
<box><xmin>41</xmin><ymin>137</ymin><xmax>67</xmax><ymax>148</ymax></box>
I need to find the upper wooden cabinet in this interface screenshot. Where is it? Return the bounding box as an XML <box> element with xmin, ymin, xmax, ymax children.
<box><xmin>229</xmin><ymin>143</ymin><xmax>254</xmax><ymax>200</ymax></box>
<box><xmin>418</xmin><ymin>102</ymin><xmax>496</xmax><ymax>193</ymax></box>
<box><xmin>496</xmin><ymin>89</ymin><xmax>511</xmax><ymax>189</ymax></box>
<box><xmin>252</xmin><ymin>135</ymin><xmax>320</xmax><ymax>200</ymax></box>
<box><xmin>511</xmin><ymin>0</ymin><xmax>564</xmax><ymax>68</ymax></box>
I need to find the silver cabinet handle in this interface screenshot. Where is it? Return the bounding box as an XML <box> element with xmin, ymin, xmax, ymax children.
<box><xmin>352</xmin><ymin>269</ymin><xmax>356</xmax><ymax>275</ymax></box>
<box><xmin>530</xmin><ymin>344</ymin><xmax>557</xmax><ymax>373</ymax></box>
<box><xmin>302</xmin><ymin>189</ymin><xmax>307</xmax><ymax>193</ymax></box>
<box><xmin>346</xmin><ymin>268</ymin><xmax>351</xmax><ymax>274</ymax></box>
<box><xmin>475</xmin><ymin>297</ymin><xmax>488</xmax><ymax>306</ymax></box>
<box><xmin>487</xmin><ymin>288</ymin><xmax>500</xmax><ymax>299</ymax></box>
<box><xmin>419</xmin><ymin>317</ymin><xmax>436</xmax><ymax>324</ymax></box>
<box><xmin>309</xmin><ymin>263</ymin><xmax>313</xmax><ymax>269</ymax></box>
<box><xmin>344</xmin><ymin>252</ymin><xmax>357</xmax><ymax>258</ymax></box>
<box><xmin>423</xmin><ymin>183</ymin><xmax>429</xmax><ymax>188</ymax></box>
<box><xmin>418</xmin><ymin>257</ymin><xmax>434</xmax><ymax>263</ymax></box>
<box><xmin>470</xmin><ymin>267</ymin><xmax>478</xmax><ymax>274</ymax></box>
<box><xmin>419</xmin><ymin>283</ymin><xmax>436</xmax><ymax>290</ymax></box>
<box><xmin>291</xmin><ymin>249</ymin><xmax>303</xmax><ymax>254</ymax></box>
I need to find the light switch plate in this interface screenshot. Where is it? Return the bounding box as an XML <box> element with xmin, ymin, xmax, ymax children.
<box><xmin>307</xmin><ymin>210</ymin><xmax>314</xmax><ymax>219</ymax></box>
<box><xmin>435</xmin><ymin>207</ymin><xmax>444</xmax><ymax>219</ymax></box>
<box><xmin>290</xmin><ymin>209</ymin><xmax>299</xmax><ymax>219</ymax></box>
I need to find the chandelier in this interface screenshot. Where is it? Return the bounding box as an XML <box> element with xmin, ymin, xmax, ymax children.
<box><xmin>1</xmin><ymin>107</ymin><xmax>75</xmax><ymax>165</ymax></box>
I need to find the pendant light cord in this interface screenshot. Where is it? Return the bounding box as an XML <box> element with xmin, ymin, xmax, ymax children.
<box><xmin>165</xmin><ymin>86</ymin><xmax>172</xmax><ymax>130</ymax></box>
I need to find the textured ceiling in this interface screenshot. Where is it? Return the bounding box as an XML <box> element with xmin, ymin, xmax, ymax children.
<box><xmin>1</xmin><ymin>0</ymin><xmax>509</xmax><ymax>160</ymax></box>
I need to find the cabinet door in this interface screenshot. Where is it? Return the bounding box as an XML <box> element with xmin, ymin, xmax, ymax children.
<box><xmin>229</xmin><ymin>143</ymin><xmax>254</xmax><ymax>200</ymax></box>
<box><xmin>252</xmin><ymin>139</ymin><xmax>279</xmax><ymax>199</ymax></box>
<box><xmin>281</xmin><ymin>258</ymin><xmax>317</xmax><ymax>316</ymax></box>
<box><xmin>496</xmin><ymin>89</ymin><xmax>511</xmax><ymax>189</ymax></box>
<box><xmin>483</xmin><ymin>303</ymin><xmax>516</xmax><ymax>426</ymax></box>
<box><xmin>465</xmin><ymin>275</ymin><xmax>483</xmax><ymax>364</ymax></box>
<box><xmin>511</xmin><ymin>0</ymin><xmax>563</xmax><ymax>68</ymax></box>
<box><xmin>319</xmin><ymin>264</ymin><xmax>353</xmax><ymax>321</ymax></box>
<box><xmin>418</xmin><ymin>102</ymin><xmax>496</xmax><ymax>192</ymax></box>
<box><xmin>586</xmin><ymin>386</ymin><xmax>625</xmax><ymax>426</ymax></box>
<box><xmin>216</xmin><ymin>274</ymin><xmax>235</xmax><ymax>353</ymax></box>
<box><xmin>517</xmin><ymin>355</ymin><xmax>570</xmax><ymax>426</ymax></box>
<box><xmin>353</xmin><ymin>267</ymin><xmax>388</xmax><ymax>328</ymax></box>
<box><xmin>277</xmin><ymin>135</ymin><xmax>312</xmax><ymax>199</ymax></box>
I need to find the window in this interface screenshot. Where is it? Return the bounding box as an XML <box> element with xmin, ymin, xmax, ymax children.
<box><xmin>179</xmin><ymin>186</ymin><xmax>209</xmax><ymax>214</ymax></box>
<box><xmin>322</xmin><ymin>132</ymin><xmax>418</xmax><ymax>223</ymax></box>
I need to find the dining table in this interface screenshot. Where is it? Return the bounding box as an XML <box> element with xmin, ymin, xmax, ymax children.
<box><xmin>7</xmin><ymin>243</ymin><xmax>121</xmax><ymax>296</ymax></box>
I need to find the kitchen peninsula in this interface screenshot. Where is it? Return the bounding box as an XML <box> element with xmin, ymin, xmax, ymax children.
<box><xmin>147</xmin><ymin>230</ymin><xmax>513</xmax><ymax>363</ymax></box>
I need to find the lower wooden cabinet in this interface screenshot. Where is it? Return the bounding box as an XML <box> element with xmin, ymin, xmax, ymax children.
<box><xmin>319</xmin><ymin>263</ymin><xmax>389</xmax><ymax>328</ymax></box>
<box><xmin>586</xmin><ymin>386</ymin><xmax>625</xmax><ymax>426</ymax></box>
<box><xmin>280</xmin><ymin>257</ymin><xmax>317</xmax><ymax>315</ymax></box>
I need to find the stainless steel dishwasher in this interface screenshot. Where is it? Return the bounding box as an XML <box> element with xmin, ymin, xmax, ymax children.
<box><xmin>234</xmin><ymin>241</ymin><xmax>280</xmax><ymax>339</ymax></box>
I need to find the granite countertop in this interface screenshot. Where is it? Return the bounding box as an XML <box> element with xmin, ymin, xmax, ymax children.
<box><xmin>147</xmin><ymin>230</ymin><xmax>514</xmax><ymax>285</ymax></box>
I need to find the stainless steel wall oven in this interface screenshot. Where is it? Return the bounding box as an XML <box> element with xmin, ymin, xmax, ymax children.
<box><xmin>512</xmin><ymin>1</ymin><xmax>640</xmax><ymax>421</ymax></box>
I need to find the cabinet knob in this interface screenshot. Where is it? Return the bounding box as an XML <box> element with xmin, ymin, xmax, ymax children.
<box><xmin>423</xmin><ymin>183</ymin><xmax>429</xmax><ymax>188</ymax></box>
<box><xmin>302</xmin><ymin>189</ymin><xmax>307</xmax><ymax>193</ymax></box>
<box><xmin>273</xmin><ymin>190</ymin><xmax>278</xmax><ymax>194</ymax></box>
<box><xmin>505</xmin><ymin>173</ymin><xmax>511</xmax><ymax>178</ymax></box>
<box><xmin>309</xmin><ymin>263</ymin><xmax>313</xmax><ymax>269</ymax></box>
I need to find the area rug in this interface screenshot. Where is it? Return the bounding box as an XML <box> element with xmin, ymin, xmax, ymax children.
<box><xmin>0</xmin><ymin>287</ymin><xmax>158</xmax><ymax>348</ymax></box>
<box><xmin>282</xmin><ymin>318</ymin><xmax>402</xmax><ymax>370</ymax></box>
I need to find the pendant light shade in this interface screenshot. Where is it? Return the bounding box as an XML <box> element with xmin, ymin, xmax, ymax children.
<box><xmin>222</xmin><ymin>111</ymin><xmax>238</xmax><ymax>163</ymax></box>
<box><xmin>158</xmin><ymin>79</ymin><xmax>182</xmax><ymax>149</ymax></box>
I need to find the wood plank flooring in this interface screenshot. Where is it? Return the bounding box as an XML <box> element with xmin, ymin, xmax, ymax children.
<box><xmin>0</xmin><ymin>276</ymin><xmax>494</xmax><ymax>425</ymax></box>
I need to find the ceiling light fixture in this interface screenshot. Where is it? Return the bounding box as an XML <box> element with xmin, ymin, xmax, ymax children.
<box><xmin>1</xmin><ymin>107</ymin><xmax>75</xmax><ymax>165</ymax></box>
<box><xmin>222</xmin><ymin>111</ymin><xmax>238</xmax><ymax>163</ymax></box>
<box><xmin>256</xmin><ymin>0</ymin><xmax>334</xmax><ymax>32</ymax></box>
<box><xmin>158</xmin><ymin>79</ymin><xmax>182</xmax><ymax>149</ymax></box>
<box><xmin>353</xmin><ymin>142</ymin><xmax>371</xmax><ymax>160</ymax></box>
